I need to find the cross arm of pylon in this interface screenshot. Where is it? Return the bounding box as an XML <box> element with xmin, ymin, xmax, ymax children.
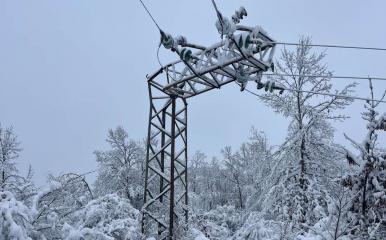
<box><xmin>148</xmin><ymin>29</ymin><xmax>276</xmax><ymax>98</ymax></box>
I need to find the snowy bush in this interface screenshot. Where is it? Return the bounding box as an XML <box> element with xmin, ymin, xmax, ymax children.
<box><xmin>31</xmin><ymin>173</ymin><xmax>94</xmax><ymax>239</ymax></box>
<box><xmin>232</xmin><ymin>212</ymin><xmax>281</xmax><ymax>240</ymax></box>
<box><xmin>0</xmin><ymin>191</ymin><xmax>32</xmax><ymax>240</ymax></box>
<box><xmin>190</xmin><ymin>205</ymin><xmax>244</xmax><ymax>239</ymax></box>
<box><xmin>182</xmin><ymin>228</ymin><xmax>209</xmax><ymax>240</ymax></box>
<box><xmin>61</xmin><ymin>194</ymin><xmax>140</xmax><ymax>240</ymax></box>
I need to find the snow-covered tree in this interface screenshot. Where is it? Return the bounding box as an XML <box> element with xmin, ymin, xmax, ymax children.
<box><xmin>189</xmin><ymin>151</ymin><xmax>207</xmax><ymax>195</ymax></box>
<box><xmin>226</xmin><ymin>129</ymin><xmax>274</xmax><ymax>211</ymax></box>
<box><xmin>0</xmin><ymin>124</ymin><xmax>36</xmax><ymax>204</ymax></box>
<box><xmin>296</xmin><ymin>170</ymin><xmax>358</xmax><ymax>240</ymax></box>
<box><xmin>189</xmin><ymin>155</ymin><xmax>229</xmax><ymax>211</ymax></box>
<box><xmin>94</xmin><ymin>126</ymin><xmax>145</xmax><ymax>208</ymax></box>
<box><xmin>259</xmin><ymin>37</ymin><xmax>356</xmax><ymax>233</ymax></box>
<box><xmin>341</xmin><ymin>80</ymin><xmax>386</xmax><ymax>239</ymax></box>
<box><xmin>31</xmin><ymin>173</ymin><xmax>93</xmax><ymax>239</ymax></box>
<box><xmin>189</xmin><ymin>129</ymin><xmax>274</xmax><ymax>212</ymax></box>
<box><xmin>222</xmin><ymin>146</ymin><xmax>247</xmax><ymax>209</ymax></box>
<box><xmin>0</xmin><ymin>124</ymin><xmax>20</xmax><ymax>188</ymax></box>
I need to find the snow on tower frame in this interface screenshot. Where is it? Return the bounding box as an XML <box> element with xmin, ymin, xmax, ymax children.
<box><xmin>142</xmin><ymin>5</ymin><xmax>280</xmax><ymax>239</ymax></box>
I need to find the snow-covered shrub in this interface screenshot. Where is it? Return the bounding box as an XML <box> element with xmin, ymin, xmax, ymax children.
<box><xmin>0</xmin><ymin>191</ymin><xmax>32</xmax><ymax>240</ymax></box>
<box><xmin>232</xmin><ymin>212</ymin><xmax>281</xmax><ymax>240</ymax></box>
<box><xmin>31</xmin><ymin>173</ymin><xmax>93</xmax><ymax>239</ymax></box>
<box><xmin>61</xmin><ymin>194</ymin><xmax>140</xmax><ymax>240</ymax></box>
<box><xmin>189</xmin><ymin>153</ymin><xmax>230</xmax><ymax>211</ymax></box>
<box><xmin>182</xmin><ymin>228</ymin><xmax>209</xmax><ymax>240</ymax></box>
<box><xmin>190</xmin><ymin>205</ymin><xmax>244</xmax><ymax>239</ymax></box>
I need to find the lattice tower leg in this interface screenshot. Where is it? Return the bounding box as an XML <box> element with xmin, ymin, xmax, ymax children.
<box><xmin>142</xmin><ymin>83</ymin><xmax>188</xmax><ymax>239</ymax></box>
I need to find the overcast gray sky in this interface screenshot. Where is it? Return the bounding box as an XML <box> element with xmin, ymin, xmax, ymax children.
<box><xmin>1</xmin><ymin>0</ymin><xmax>386</xmax><ymax>185</ymax></box>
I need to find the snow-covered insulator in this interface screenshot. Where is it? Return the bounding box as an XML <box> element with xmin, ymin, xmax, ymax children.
<box><xmin>160</xmin><ymin>31</ymin><xmax>175</xmax><ymax>49</ymax></box>
<box><xmin>252</xmin><ymin>38</ymin><xmax>264</xmax><ymax>52</ymax></box>
<box><xmin>175</xmin><ymin>35</ymin><xmax>187</xmax><ymax>46</ymax></box>
<box><xmin>231</xmin><ymin>15</ymin><xmax>240</xmax><ymax>24</ymax></box>
<box><xmin>235</xmin><ymin>66</ymin><xmax>249</xmax><ymax>84</ymax></box>
<box><xmin>257</xmin><ymin>80</ymin><xmax>285</xmax><ymax>94</ymax></box>
<box><xmin>256</xmin><ymin>43</ymin><xmax>261</xmax><ymax>53</ymax></box>
<box><xmin>231</xmin><ymin>7</ymin><xmax>247</xmax><ymax>24</ymax></box>
<box><xmin>234</xmin><ymin>33</ymin><xmax>253</xmax><ymax>49</ymax></box>
<box><xmin>235</xmin><ymin>66</ymin><xmax>249</xmax><ymax>91</ymax></box>
<box><xmin>179</xmin><ymin>48</ymin><xmax>193</xmax><ymax>62</ymax></box>
<box><xmin>255</xmin><ymin>71</ymin><xmax>263</xmax><ymax>83</ymax></box>
<box><xmin>256</xmin><ymin>82</ymin><xmax>264</xmax><ymax>90</ymax></box>
<box><xmin>264</xmin><ymin>81</ymin><xmax>273</xmax><ymax>92</ymax></box>
<box><xmin>215</xmin><ymin>17</ymin><xmax>236</xmax><ymax>37</ymax></box>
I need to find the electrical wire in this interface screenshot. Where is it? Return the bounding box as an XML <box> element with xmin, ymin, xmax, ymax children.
<box><xmin>211</xmin><ymin>0</ymin><xmax>224</xmax><ymax>38</ymax></box>
<box><xmin>138</xmin><ymin>0</ymin><xmax>180</xmax><ymax>83</ymax></box>
<box><xmin>139</xmin><ymin>0</ymin><xmax>386</xmax><ymax>56</ymax></box>
<box><xmin>139</xmin><ymin>0</ymin><xmax>162</xmax><ymax>31</ymax></box>
<box><xmin>263</xmin><ymin>73</ymin><xmax>386</xmax><ymax>82</ymax></box>
<box><xmin>139</xmin><ymin>0</ymin><xmax>386</xmax><ymax>84</ymax></box>
<box><xmin>282</xmin><ymin>87</ymin><xmax>386</xmax><ymax>103</ymax></box>
<box><xmin>211</xmin><ymin>0</ymin><xmax>222</xmax><ymax>20</ymax></box>
<box><xmin>243</xmin><ymin>85</ymin><xmax>386</xmax><ymax>104</ymax></box>
<box><xmin>156</xmin><ymin>45</ymin><xmax>163</xmax><ymax>67</ymax></box>
<box><xmin>209</xmin><ymin>0</ymin><xmax>386</xmax><ymax>52</ymax></box>
<box><xmin>140</xmin><ymin>0</ymin><xmax>386</xmax><ymax>101</ymax></box>
<box><xmin>270</xmin><ymin>41</ymin><xmax>386</xmax><ymax>52</ymax></box>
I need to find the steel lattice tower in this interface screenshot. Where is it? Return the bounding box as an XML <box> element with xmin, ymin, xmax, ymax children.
<box><xmin>141</xmin><ymin>5</ymin><xmax>279</xmax><ymax>239</ymax></box>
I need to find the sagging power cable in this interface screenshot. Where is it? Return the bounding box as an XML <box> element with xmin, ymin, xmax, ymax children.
<box><xmin>242</xmin><ymin>84</ymin><xmax>386</xmax><ymax>104</ymax></box>
<box><xmin>271</xmin><ymin>41</ymin><xmax>386</xmax><ymax>52</ymax></box>
<box><xmin>263</xmin><ymin>73</ymin><xmax>386</xmax><ymax>82</ymax></box>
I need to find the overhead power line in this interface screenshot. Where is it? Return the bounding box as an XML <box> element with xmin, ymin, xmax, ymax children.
<box><xmin>139</xmin><ymin>0</ymin><xmax>386</xmax><ymax>53</ymax></box>
<box><xmin>138</xmin><ymin>0</ymin><xmax>161</xmax><ymax>31</ymax></box>
<box><xmin>283</xmin><ymin>87</ymin><xmax>386</xmax><ymax>103</ymax></box>
<box><xmin>263</xmin><ymin>73</ymin><xmax>386</xmax><ymax>82</ymax></box>
<box><xmin>242</xmin><ymin>85</ymin><xmax>386</xmax><ymax>104</ymax></box>
<box><xmin>271</xmin><ymin>41</ymin><xmax>386</xmax><ymax>52</ymax></box>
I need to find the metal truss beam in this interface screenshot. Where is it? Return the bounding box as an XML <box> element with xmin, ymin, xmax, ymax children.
<box><xmin>147</xmin><ymin>27</ymin><xmax>276</xmax><ymax>99</ymax></box>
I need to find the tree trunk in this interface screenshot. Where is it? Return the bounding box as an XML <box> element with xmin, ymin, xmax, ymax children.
<box><xmin>300</xmin><ymin>137</ymin><xmax>306</xmax><ymax>190</ymax></box>
<box><xmin>1</xmin><ymin>170</ymin><xmax>4</xmax><ymax>189</ymax></box>
<box><xmin>236</xmin><ymin>178</ymin><xmax>244</xmax><ymax>209</ymax></box>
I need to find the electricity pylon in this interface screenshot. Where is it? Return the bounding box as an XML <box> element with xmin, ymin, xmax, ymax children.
<box><xmin>141</xmin><ymin>5</ymin><xmax>280</xmax><ymax>239</ymax></box>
